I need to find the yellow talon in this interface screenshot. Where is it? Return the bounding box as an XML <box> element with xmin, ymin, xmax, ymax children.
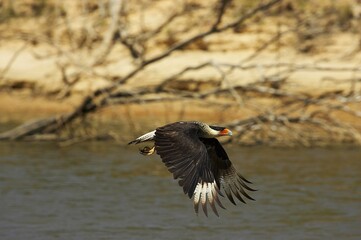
<box><xmin>139</xmin><ymin>146</ymin><xmax>155</xmax><ymax>155</ymax></box>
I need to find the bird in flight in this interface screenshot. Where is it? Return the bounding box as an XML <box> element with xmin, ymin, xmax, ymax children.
<box><xmin>128</xmin><ymin>121</ymin><xmax>255</xmax><ymax>216</ymax></box>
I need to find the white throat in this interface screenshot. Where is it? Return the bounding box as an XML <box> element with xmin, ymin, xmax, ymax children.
<box><xmin>198</xmin><ymin>123</ymin><xmax>219</xmax><ymax>138</ymax></box>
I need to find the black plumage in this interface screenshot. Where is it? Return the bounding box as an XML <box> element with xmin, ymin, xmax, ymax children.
<box><xmin>128</xmin><ymin>121</ymin><xmax>255</xmax><ymax>216</ymax></box>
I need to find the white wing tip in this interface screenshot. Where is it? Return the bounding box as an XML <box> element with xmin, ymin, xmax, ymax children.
<box><xmin>193</xmin><ymin>180</ymin><xmax>219</xmax><ymax>216</ymax></box>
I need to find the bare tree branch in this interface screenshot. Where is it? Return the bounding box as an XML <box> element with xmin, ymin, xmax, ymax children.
<box><xmin>89</xmin><ymin>0</ymin><xmax>123</xmax><ymax>66</ymax></box>
<box><xmin>0</xmin><ymin>42</ymin><xmax>28</xmax><ymax>80</ymax></box>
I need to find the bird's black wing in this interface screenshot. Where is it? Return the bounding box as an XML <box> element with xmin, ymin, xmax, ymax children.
<box><xmin>200</xmin><ymin>138</ymin><xmax>256</xmax><ymax>206</ymax></box>
<box><xmin>154</xmin><ymin>122</ymin><xmax>223</xmax><ymax>216</ymax></box>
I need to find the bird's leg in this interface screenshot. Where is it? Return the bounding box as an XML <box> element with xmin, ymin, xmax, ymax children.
<box><xmin>139</xmin><ymin>145</ymin><xmax>155</xmax><ymax>156</ymax></box>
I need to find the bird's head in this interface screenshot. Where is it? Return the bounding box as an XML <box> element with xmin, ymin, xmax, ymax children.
<box><xmin>210</xmin><ymin>126</ymin><xmax>233</xmax><ymax>136</ymax></box>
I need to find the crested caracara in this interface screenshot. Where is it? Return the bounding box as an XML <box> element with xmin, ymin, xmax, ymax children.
<box><xmin>128</xmin><ymin>121</ymin><xmax>255</xmax><ymax>216</ymax></box>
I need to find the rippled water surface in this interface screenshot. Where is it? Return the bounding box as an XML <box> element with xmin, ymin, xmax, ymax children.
<box><xmin>0</xmin><ymin>142</ymin><xmax>360</xmax><ymax>240</ymax></box>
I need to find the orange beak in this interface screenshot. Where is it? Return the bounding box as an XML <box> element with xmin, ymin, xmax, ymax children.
<box><xmin>219</xmin><ymin>128</ymin><xmax>232</xmax><ymax>136</ymax></box>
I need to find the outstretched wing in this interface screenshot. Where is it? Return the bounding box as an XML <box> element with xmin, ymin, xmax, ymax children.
<box><xmin>154</xmin><ymin>122</ymin><xmax>223</xmax><ymax>216</ymax></box>
<box><xmin>154</xmin><ymin>122</ymin><xmax>211</xmax><ymax>196</ymax></box>
<box><xmin>154</xmin><ymin>122</ymin><xmax>255</xmax><ymax>216</ymax></box>
<box><xmin>200</xmin><ymin>138</ymin><xmax>256</xmax><ymax>207</ymax></box>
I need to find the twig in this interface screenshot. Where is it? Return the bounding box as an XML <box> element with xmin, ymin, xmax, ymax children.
<box><xmin>212</xmin><ymin>62</ymin><xmax>244</xmax><ymax>106</ymax></box>
<box><xmin>90</xmin><ymin>0</ymin><xmax>123</xmax><ymax>66</ymax></box>
<box><xmin>212</xmin><ymin>0</ymin><xmax>230</xmax><ymax>29</ymax></box>
<box><xmin>0</xmin><ymin>42</ymin><xmax>28</xmax><ymax>80</ymax></box>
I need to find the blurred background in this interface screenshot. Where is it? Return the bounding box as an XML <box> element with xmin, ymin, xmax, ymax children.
<box><xmin>0</xmin><ymin>0</ymin><xmax>360</xmax><ymax>239</ymax></box>
<box><xmin>0</xmin><ymin>0</ymin><xmax>360</xmax><ymax>145</ymax></box>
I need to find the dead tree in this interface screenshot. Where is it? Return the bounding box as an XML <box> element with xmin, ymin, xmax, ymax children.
<box><xmin>1</xmin><ymin>0</ymin><xmax>361</xmax><ymax>146</ymax></box>
<box><xmin>0</xmin><ymin>0</ymin><xmax>284</xmax><ymax>140</ymax></box>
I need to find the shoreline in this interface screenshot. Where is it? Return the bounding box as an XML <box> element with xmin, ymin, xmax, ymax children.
<box><xmin>1</xmin><ymin>92</ymin><xmax>360</xmax><ymax>147</ymax></box>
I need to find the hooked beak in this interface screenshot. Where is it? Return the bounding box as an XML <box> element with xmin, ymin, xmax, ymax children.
<box><xmin>219</xmin><ymin>128</ymin><xmax>232</xmax><ymax>136</ymax></box>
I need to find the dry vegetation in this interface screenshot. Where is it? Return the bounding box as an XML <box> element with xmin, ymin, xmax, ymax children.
<box><xmin>0</xmin><ymin>0</ymin><xmax>361</xmax><ymax>146</ymax></box>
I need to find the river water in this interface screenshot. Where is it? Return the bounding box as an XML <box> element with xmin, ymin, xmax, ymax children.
<box><xmin>0</xmin><ymin>142</ymin><xmax>360</xmax><ymax>240</ymax></box>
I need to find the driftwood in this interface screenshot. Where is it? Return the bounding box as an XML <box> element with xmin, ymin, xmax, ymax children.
<box><xmin>0</xmin><ymin>117</ymin><xmax>58</xmax><ymax>140</ymax></box>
